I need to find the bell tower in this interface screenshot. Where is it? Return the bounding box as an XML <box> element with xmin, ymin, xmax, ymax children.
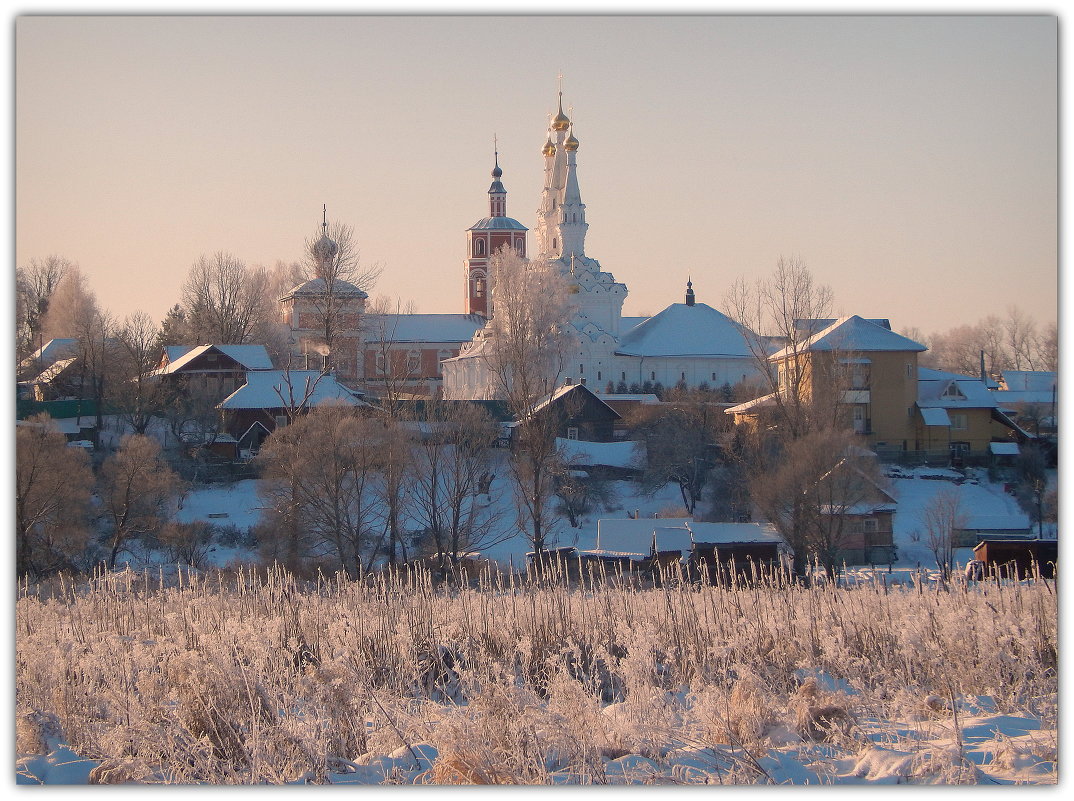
<box><xmin>464</xmin><ymin>142</ymin><xmax>527</xmax><ymax>317</ymax></box>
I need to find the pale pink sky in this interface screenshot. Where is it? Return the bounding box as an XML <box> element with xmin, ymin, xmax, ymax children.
<box><xmin>15</xmin><ymin>14</ymin><xmax>1057</xmax><ymax>334</ymax></box>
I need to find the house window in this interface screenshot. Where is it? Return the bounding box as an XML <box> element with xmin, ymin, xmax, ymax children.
<box><xmin>942</xmin><ymin>383</ymin><xmax>966</xmax><ymax>400</ymax></box>
<box><xmin>407</xmin><ymin>350</ymin><xmax>422</xmax><ymax>374</ymax></box>
<box><xmin>375</xmin><ymin>351</ymin><xmax>386</xmax><ymax>375</ymax></box>
<box><xmin>437</xmin><ymin>349</ymin><xmax>452</xmax><ymax>377</ymax></box>
<box><xmin>863</xmin><ymin>518</ymin><xmax>879</xmax><ymax>534</ymax></box>
<box><xmin>906</xmin><ymin>363</ymin><xmax>913</xmax><ymax>378</ymax></box>
<box><xmin>950</xmin><ymin>412</ymin><xmax>968</xmax><ymax>430</ymax></box>
<box><xmin>567</xmin><ymin>427</ymin><xmax>579</xmax><ymax>440</ymax></box>
<box><xmin>274</xmin><ymin>414</ymin><xmax>288</xmax><ymax>428</ymax></box>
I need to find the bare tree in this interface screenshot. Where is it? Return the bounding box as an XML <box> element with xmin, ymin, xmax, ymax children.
<box><xmin>1004</xmin><ymin>305</ymin><xmax>1040</xmax><ymax>371</ymax></box>
<box><xmin>408</xmin><ymin>398</ymin><xmax>506</xmax><ymax>577</ymax></box>
<box><xmin>298</xmin><ymin>219</ymin><xmax>383</xmax><ymax>360</ymax></box>
<box><xmin>631</xmin><ymin>393</ymin><xmax>729</xmax><ymax>514</ymax></box>
<box><xmin>921</xmin><ymin>486</ymin><xmax>967</xmax><ymax>581</ymax></box>
<box><xmin>1036</xmin><ymin>321</ymin><xmax>1058</xmax><ymax>373</ymax></box>
<box><xmin>181</xmin><ymin>252</ymin><xmax>268</xmax><ymax>344</ymax></box>
<box><xmin>361</xmin><ymin>296</ymin><xmax>425</xmax><ymax>415</ymax></box>
<box><xmin>725</xmin><ymin>257</ymin><xmax>858</xmax><ymax>576</ymax></box>
<box><xmin>111</xmin><ymin>311</ymin><xmax>166</xmax><ymax>435</ymax></box>
<box><xmin>724</xmin><ymin>255</ymin><xmax>836</xmax><ymax>438</ymax></box>
<box><xmin>98</xmin><ymin>434</ymin><xmax>184</xmax><ymax>569</ymax></box>
<box><xmin>256</xmin><ymin>404</ymin><xmax>386</xmax><ymax>578</ymax></box>
<box><xmin>15</xmin><ymin>416</ymin><xmax>95</xmax><ymax>577</ymax></box>
<box><xmin>480</xmin><ymin>247</ymin><xmax>576</xmax><ymax>554</ymax></box>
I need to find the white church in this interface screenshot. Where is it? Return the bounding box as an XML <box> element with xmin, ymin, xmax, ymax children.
<box><xmin>441</xmin><ymin>94</ymin><xmax>760</xmax><ymax>400</ymax></box>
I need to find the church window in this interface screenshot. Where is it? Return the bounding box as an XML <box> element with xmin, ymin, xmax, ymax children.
<box><xmin>516</xmin><ymin>239</ymin><xmax>524</xmax><ymax>253</ymax></box>
<box><xmin>552</xmin><ymin>238</ymin><xmax>557</xmax><ymax>250</ymax></box>
<box><xmin>474</xmin><ymin>239</ymin><xmax>486</xmax><ymax>257</ymax></box>
<box><xmin>597</xmin><ymin>371</ymin><xmax>601</xmax><ymax>381</ymax></box>
<box><xmin>681</xmin><ymin>372</ymin><xmax>686</xmax><ymax>381</ymax></box>
<box><xmin>651</xmin><ymin>371</ymin><xmax>655</xmax><ymax>381</ymax></box>
<box><xmin>622</xmin><ymin>372</ymin><xmax>626</xmax><ymax>382</ymax></box>
<box><xmin>579</xmin><ymin>364</ymin><xmax>584</xmax><ymax>374</ymax></box>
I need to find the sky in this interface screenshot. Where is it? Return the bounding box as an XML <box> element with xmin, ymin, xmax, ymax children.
<box><xmin>13</xmin><ymin>11</ymin><xmax>1058</xmax><ymax>336</ymax></box>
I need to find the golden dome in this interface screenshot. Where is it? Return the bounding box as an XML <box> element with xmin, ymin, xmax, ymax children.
<box><xmin>542</xmin><ymin>137</ymin><xmax>556</xmax><ymax>156</ymax></box>
<box><xmin>552</xmin><ymin>92</ymin><xmax>571</xmax><ymax>131</ymax></box>
<box><xmin>564</xmin><ymin>129</ymin><xmax>579</xmax><ymax>151</ymax></box>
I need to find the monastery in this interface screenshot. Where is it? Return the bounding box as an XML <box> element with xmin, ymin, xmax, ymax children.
<box><xmin>284</xmin><ymin>93</ymin><xmax>761</xmax><ymax>399</ymax></box>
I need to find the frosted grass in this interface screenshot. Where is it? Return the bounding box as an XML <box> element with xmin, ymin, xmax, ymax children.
<box><xmin>15</xmin><ymin>564</ymin><xmax>1057</xmax><ymax>785</ymax></box>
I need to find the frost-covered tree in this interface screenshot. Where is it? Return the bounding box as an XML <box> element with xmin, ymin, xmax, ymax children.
<box><xmin>921</xmin><ymin>486</ymin><xmax>966</xmax><ymax>581</ymax></box>
<box><xmin>99</xmin><ymin>435</ymin><xmax>183</xmax><ymax>569</ymax></box>
<box><xmin>480</xmin><ymin>247</ymin><xmax>576</xmax><ymax>554</ymax></box>
<box><xmin>16</xmin><ymin>255</ymin><xmax>71</xmax><ymax>361</ymax></box>
<box><xmin>15</xmin><ymin>416</ymin><xmax>95</xmax><ymax>577</ymax></box>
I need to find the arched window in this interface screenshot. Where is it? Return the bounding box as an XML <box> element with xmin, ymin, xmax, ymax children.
<box><xmin>474</xmin><ymin>239</ymin><xmax>486</xmax><ymax>257</ymax></box>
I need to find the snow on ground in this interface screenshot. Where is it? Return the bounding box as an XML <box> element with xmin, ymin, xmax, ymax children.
<box><xmin>166</xmin><ymin>459</ymin><xmax>1048</xmax><ymax>575</ymax></box>
<box><xmin>17</xmin><ymin>683</ymin><xmax>1056</xmax><ymax>785</ymax></box>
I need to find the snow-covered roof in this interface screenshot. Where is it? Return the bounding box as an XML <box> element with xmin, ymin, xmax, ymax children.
<box><xmin>217</xmin><ymin>370</ymin><xmax>365</xmax><ymax>410</ymax></box>
<box><xmin>653</xmin><ymin>527</ymin><xmax>693</xmax><ymax>555</ymax></box>
<box><xmin>989</xmin><ymin>442</ymin><xmax>1020</xmax><ymax>456</ymax></box>
<box><xmin>917</xmin><ymin>367</ymin><xmax>998</xmax><ymax>409</ymax></box>
<box><xmin>160</xmin><ymin>344</ymin><xmax>273</xmax><ymax>374</ymax></box>
<box><xmin>615</xmin><ymin>302</ymin><xmax>754</xmax><ymax>358</ymax></box>
<box><xmin>770</xmin><ymin>316</ymin><xmax>926</xmax><ymax>361</ymax></box>
<box><xmin>29</xmin><ymin>356</ymin><xmax>78</xmax><ymax>385</ymax></box>
<box><xmin>919</xmin><ymin>407</ymin><xmax>952</xmax><ymax>426</ymax></box>
<box><xmin>686</xmin><ymin>522</ymin><xmax>783</xmax><ymax>545</ymax></box>
<box><xmin>601</xmin><ymin>394</ymin><xmax>662</xmax><ymax>404</ymax></box>
<box><xmin>595</xmin><ymin>518</ymin><xmax>694</xmax><ymax>554</ymax></box>
<box><xmin>282</xmin><ymin>277</ymin><xmax>368</xmax><ymax>299</ymax></box>
<box><xmin>1000</xmin><ymin>371</ymin><xmax>1057</xmax><ymax>393</ymax></box>
<box><xmin>531</xmin><ymin>383</ymin><xmax>620</xmax><ymax>419</ymax></box>
<box><xmin>363</xmin><ymin>314</ymin><xmax>486</xmax><ymax>344</ymax></box>
<box><xmin>20</xmin><ymin>338</ymin><xmax>78</xmax><ymax>370</ymax></box>
<box><xmin>467</xmin><ymin>216</ymin><xmax>528</xmax><ymax>231</ymax></box>
<box><xmin>725</xmin><ymin>392</ymin><xmax>777</xmax><ymax>415</ymax></box>
<box><xmin>556</xmin><ymin>438</ymin><xmax>644</xmax><ymax>469</ymax></box>
<box><xmin>796</xmin><ymin>318</ymin><xmax>891</xmax><ymax>333</ymax></box>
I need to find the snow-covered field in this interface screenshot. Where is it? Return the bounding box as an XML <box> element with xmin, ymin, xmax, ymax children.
<box><xmin>15</xmin><ymin>566</ymin><xmax>1057</xmax><ymax>785</ymax></box>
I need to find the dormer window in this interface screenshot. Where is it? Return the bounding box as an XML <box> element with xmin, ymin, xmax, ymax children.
<box><xmin>941</xmin><ymin>382</ymin><xmax>966</xmax><ymax>400</ymax></box>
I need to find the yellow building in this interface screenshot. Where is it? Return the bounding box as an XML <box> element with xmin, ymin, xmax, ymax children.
<box><xmin>727</xmin><ymin>316</ymin><xmax>1024</xmax><ymax>464</ymax></box>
